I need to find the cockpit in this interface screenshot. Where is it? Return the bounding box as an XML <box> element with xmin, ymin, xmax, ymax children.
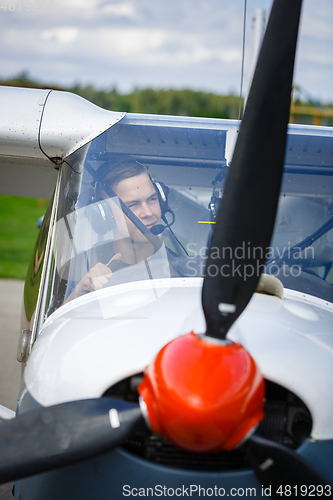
<box><xmin>42</xmin><ymin>114</ymin><xmax>333</xmax><ymax>316</ymax></box>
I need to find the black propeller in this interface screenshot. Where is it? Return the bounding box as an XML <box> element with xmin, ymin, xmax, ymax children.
<box><xmin>245</xmin><ymin>432</ymin><xmax>333</xmax><ymax>500</ymax></box>
<box><xmin>200</xmin><ymin>0</ymin><xmax>332</xmax><ymax>494</ymax></box>
<box><xmin>202</xmin><ymin>0</ymin><xmax>303</xmax><ymax>340</ymax></box>
<box><xmin>246</xmin><ymin>432</ymin><xmax>331</xmax><ymax>495</ymax></box>
<box><xmin>0</xmin><ymin>0</ymin><xmax>331</xmax><ymax>495</ymax></box>
<box><xmin>0</xmin><ymin>398</ymin><xmax>142</xmax><ymax>485</ymax></box>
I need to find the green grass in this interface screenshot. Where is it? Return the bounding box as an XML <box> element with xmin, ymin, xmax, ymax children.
<box><xmin>0</xmin><ymin>195</ymin><xmax>49</xmax><ymax>280</ymax></box>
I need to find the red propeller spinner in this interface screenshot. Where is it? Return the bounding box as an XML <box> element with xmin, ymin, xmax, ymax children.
<box><xmin>138</xmin><ymin>332</ymin><xmax>265</xmax><ymax>453</ymax></box>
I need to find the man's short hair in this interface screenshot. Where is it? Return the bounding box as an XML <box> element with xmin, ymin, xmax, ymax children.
<box><xmin>104</xmin><ymin>161</ymin><xmax>147</xmax><ymax>189</ymax></box>
<box><xmin>95</xmin><ymin>160</ymin><xmax>148</xmax><ymax>200</ymax></box>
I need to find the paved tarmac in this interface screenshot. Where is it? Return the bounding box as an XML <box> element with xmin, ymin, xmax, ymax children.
<box><xmin>0</xmin><ymin>279</ymin><xmax>25</xmax><ymax>499</ymax></box>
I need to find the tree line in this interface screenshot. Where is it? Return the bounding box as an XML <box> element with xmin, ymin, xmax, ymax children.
<box><xmin>0</xmin><ymin>72</ymin><xmax>241</xmax><ymax>119</ymax></box>
<box><xmin>1</xmin><ymin>72</ymin><xmax>332</xmax><ymax>124</ymax></box>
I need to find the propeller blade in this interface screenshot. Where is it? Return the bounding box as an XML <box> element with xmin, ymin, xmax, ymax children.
<box><xmin>246</xmin><ymin>433</ymin><xmax>333</xmax><ymax>498</ymax></box>
<box><xmin>202</xmin><ymin>0</ymin><xmax>303</xmax><ymax>340</ymax></box>
<box><xmin>199</xmin><ymin>0</ymin><xmax>329</xmax><ymax>490</ymax></box>
<box><xmin>0</xmin><ymin>398</ymin><xmax>143</xmax><ymax>485</ymax></box>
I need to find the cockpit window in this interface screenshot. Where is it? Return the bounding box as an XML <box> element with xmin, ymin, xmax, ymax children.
<box><xmin>45</xmin><ymin>116</ymin><xmax>333</xmax><ymax>316</ymax></box>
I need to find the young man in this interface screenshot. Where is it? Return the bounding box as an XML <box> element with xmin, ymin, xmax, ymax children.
<box><xmin>67</xmin><ymin>161</ymin><xmax>166</xmax><ymax>300</ymax></box>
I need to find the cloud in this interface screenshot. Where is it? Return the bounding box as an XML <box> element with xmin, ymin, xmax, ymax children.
<box><xmin>54</xmin><ymin>0</ymin><xmax>101</xmax><ymax>10</ymax></box>
<box><xmin>94</xmin><ymin>27</ymin><xmax>241</xmax><ymax>68</ymax></box>
<box><xmin>0</xmin><ymin>0</ymin><xmax>331</xmax><ymax>101</ymax></box>
<box><xmin>40</xmin><ymin>27</ymin><xmax>79</xmax><ymax>45</ymax></box>
<box><xmin>101</xmin><ymin>2</ymin><xmax>136</xmax><ymax>18</ymax></box>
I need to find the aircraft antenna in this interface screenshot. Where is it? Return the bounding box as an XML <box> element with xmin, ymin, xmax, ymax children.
<box><xmin>238</xmin><ymin>0</ymin><xmax>247</xmax><ymax>120</ymax></box>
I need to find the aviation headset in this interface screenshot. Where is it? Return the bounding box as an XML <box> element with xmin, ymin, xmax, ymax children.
<box><xmin>87</xmin><ymin>161</ymin><xmax>173</xmax><ymax>236</ymax></box>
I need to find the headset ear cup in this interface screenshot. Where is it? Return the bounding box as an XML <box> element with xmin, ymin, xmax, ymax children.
<box><xmin>86</xmin><ymin>199</ymin><xmax>116</xmax><ymax>235</ymax></box>
<box><xmin>154</xmin><ymin>181</ymin><xmax>170</xmax><ymax>219</ymax></box>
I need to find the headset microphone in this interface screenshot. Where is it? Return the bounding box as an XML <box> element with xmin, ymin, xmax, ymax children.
<box><xmin>150</xmin><ymin>223</ymin><xmax>171</xmax><ymax>235</ymax></box>
<box><xmin>150</xmin><ymin>206</ymin><xmax>176</xmax><ymax>235</ymax></box>
<box><xmin>151</xmin><ymin>210</ymin><xmax>189</xmax><ymax>256</ymax></box>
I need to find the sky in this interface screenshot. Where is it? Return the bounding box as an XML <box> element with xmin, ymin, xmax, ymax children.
<box><xmin>1</xmin><ymin>0</ymin><xmax>332</xmax><ymax>103</ymax></box>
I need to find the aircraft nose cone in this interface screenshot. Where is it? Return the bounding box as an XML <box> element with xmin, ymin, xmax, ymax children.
<box><xmin>138</xmin><ymin>332</ymin><xmax>265</xmax><ymax>453</ymax></box>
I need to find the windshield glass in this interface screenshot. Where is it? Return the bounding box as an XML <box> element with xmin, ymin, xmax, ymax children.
<box><xmin>45</xmin><ymin>115</ymin><xmax>333</xmax><ymax>316</ymax></box>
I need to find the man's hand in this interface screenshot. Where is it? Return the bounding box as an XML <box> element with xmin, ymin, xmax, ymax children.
<box><xmin>80</xmin><ymin>262</ymin><xmax>113</xmax><ymax>294</ymax></box>
<box><xmin>67</xmin><ymin>253</ymin><xmax>122</xmax><ymax>301</ymax></box>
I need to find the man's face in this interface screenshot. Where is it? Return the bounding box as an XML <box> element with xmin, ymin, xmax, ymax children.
<box><xmin>112</xmin><ymin>171</ymin><xmax>162</xmax><ymax>241</ymax></box>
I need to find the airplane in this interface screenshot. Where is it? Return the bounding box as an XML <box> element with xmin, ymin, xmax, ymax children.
<box><xmin>0</xmin><ymin>0</ymin><xmax>332</xmax><ymax>498</ymax></box>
